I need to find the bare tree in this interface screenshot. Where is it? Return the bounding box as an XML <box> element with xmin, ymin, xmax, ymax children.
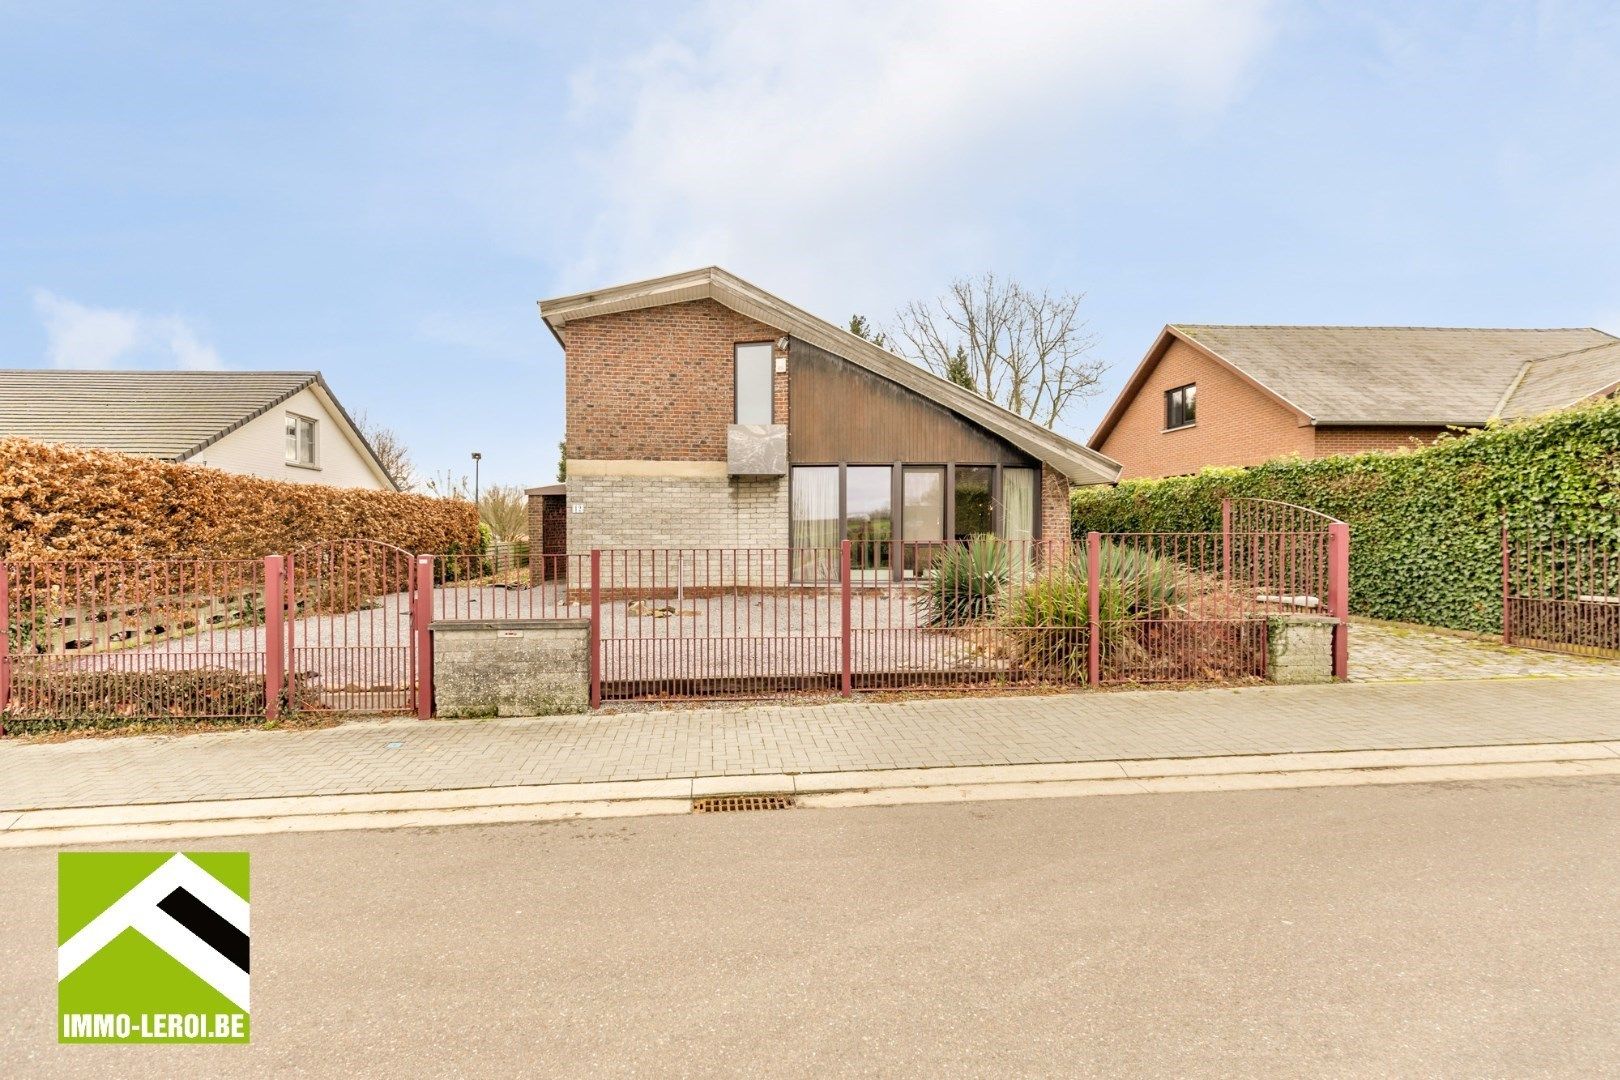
<box><xmin>892</xmin><ymin>272</ymin><xmax>1106</xmax><ymax>429</ymax></box>
<box><xmin>478</xmin><ymin>484</ymin><xmax>529</xmax><ymax>542</ymax></box>
<box><xmin>422</xmin><ymin>471</ymin><xmax>470</xmax><ymax>500</ymax></box>
<box><xmin>353</xmin><ymin>411</ymin><xmax>418</xmax><ymax>490</ymax></box>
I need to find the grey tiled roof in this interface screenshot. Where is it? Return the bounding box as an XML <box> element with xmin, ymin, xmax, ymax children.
<box><xmin>0</xmin><ymin>370</ymin><xmax>318</xmax><ymax>459</ymax></box>
<box><xmin>1503</xmin><ymin>340</ymin><xmax>1620</xmax><ymax>417</ymax></box>
<box><xmin>1171</xmin><ymin>325</ymin><xmax>1620</xmax><ymax>424</ymax></box>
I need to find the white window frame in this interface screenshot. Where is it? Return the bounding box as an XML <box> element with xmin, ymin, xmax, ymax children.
<box><xmin>285</xmin><ymin>413</ymin><xmax>320</xmax><ymax>468</ymax></box>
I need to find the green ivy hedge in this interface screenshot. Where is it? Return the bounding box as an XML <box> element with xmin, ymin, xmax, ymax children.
<box><xmin>1070</xmin><ymin>397</ymin><xmax>1620</xmax><ymax>633</ymax></box>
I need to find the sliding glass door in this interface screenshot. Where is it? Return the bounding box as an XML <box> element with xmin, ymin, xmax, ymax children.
<box><xmin>845</xmin><ymin>466</ymin><xmax>892</xmax><ymax>574</ymax></box>
<box><xmin>901</xmin><ymin>466</ymin><xmax>945</xmax><ymax>575</ymax></box>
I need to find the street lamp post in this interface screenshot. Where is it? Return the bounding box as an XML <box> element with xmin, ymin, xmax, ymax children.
<box><xmin>471</xmin><ymin>452</ymin><xmax>482</xmax><ymax>508</ymax></box>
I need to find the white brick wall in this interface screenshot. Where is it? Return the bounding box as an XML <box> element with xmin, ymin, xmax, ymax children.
<box><xmin>566</xmin><ymin>474</ymin><xmax>787</xmax><ymax>552</ymax></box>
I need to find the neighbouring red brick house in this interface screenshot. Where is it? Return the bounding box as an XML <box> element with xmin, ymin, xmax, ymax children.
<box><xmin>535</xmin><ymin>267</ymin><xmax>1121</xmax><ymax>574</ymax></box>
<box><xmin>1090</xmin><ymin>325</ymin><xmax>1620</xmax><ymax>479</ymax></box>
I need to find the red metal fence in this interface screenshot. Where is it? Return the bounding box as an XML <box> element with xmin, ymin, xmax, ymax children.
<box><xmin>1</xmin><ymin>540</ymin><xmax>433</xmax><ymax>730</ymax></box>
<box><xmin>583</xmin><ymin>509</ymin><xmax>1348</xmax><ymax>702</ymax></box>
<box><xmin>1</xmin><ymin>507</ymin><xmax>1351</xmax><ymax>726</ymax></box>
<box><xmin>1503</xmin><ymin>526</ymin><xmax>1620</xmax><ymax>658</ymax></box>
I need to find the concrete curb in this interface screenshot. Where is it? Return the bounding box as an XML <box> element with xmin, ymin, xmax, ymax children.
<box><xmin>4</xmin><ymin>740</ymin><xmax>1620</xmax><ymax>848</ymax></box>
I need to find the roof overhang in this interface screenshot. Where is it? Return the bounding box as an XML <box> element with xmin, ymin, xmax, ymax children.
<box><xmin>539</xmin><ymin>267</ymin><xmax>1122</xmax><ymax>486</ymax></box>
<box><xmin>1087</xmin><ymin>326</ymin><xmax>1315</xmax><ymax>450</ymax></box>
<box><xmin>175</xmin><ymin>373</ymin><xmax>402</xmax><ymax>492</ymax></box>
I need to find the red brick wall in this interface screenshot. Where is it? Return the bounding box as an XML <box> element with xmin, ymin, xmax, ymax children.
<box><xmin>1313</xmin><ymin>426</ymin><xmax>1454</xmax><ymax>456</ymax></box>
<box><xmin>1040</xmin><ymin>465</ymin><xmax>1071</xmax><ymax>541</ymax></box>
<box><xmin>1095</xmin><ymin>338</ymin><xmax>1313</xmax><ymax>479</ymax></box>
<box><xmin>563</xmin><ymin>299</ymin><xmax>784</xmax><ymax>461</ymax></box>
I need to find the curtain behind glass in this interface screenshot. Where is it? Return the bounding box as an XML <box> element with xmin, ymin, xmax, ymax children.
<box><xmin>1002</xmin><ymin>468</ymin><xmax>1036</xmax><ymax>542</ymax></box>
<box><xmin>791</xmin><ymin>466</ymin><xmax>839</xmax><ymax>579</ymax></box>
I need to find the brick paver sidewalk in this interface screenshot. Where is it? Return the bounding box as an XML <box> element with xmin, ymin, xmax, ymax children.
<box><xmin>3</xmin><ymin>677</ymin><xmax>1619</xmax><ymax>812</ymax></box>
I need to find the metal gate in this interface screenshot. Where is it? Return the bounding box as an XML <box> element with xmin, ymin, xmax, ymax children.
<box><xmin>283</xmin><ymin>540</ymin><xmax>420</xmax><ymax>714</ymax></box>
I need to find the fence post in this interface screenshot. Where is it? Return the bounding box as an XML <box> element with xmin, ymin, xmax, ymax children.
<box><xmin>1500</xmin><ymin>522</ymin><xmax>1513</xmax><ymax>645</ymax></box>
<box><xmin>1329</xmin><ymin>521</ymin><xmax>1350</xmax><ymax>680</ymax></box>
<box><xmin>263</xmin><ymin>556</ymin><xmax>284</xmax><ymax>722</ymax></box>
<box><xmin>589</xmin><ymin>549</ymin><xmax>602</xmax><ymax>709</ymax></box>
<box><xmin>0</xmin><ymin>561</ymin><xmax>10</xmax><ymax>729</ymax></box>
<box><xmin>1218</xmin><ymin>501</ymin><xmax>1231</xmax><ymax>586</ymax></box>
<box><xmin>840</xmin><ymin>540</ymin><xmax>853</xmax><ymax>697</ymax></box>
<box><xmin>414</xmin><ymin>556</ymin><xmax>434</xmax><ymax>720</ymax></box>
<box><xmin>1086</xmin><ymin>531</ymin><xmax>1101</xmax><ymax>687</ymax></box>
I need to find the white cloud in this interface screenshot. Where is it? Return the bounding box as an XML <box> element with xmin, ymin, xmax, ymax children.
<box><xmin>566</xmin><ymin>0</ymin><xmax>1277</xmax><ymax>300</ymax></box>
<box><xmin>31</xmin><ymin>290</ymin><xmax>223</xmax><ymax>370</ymax></box>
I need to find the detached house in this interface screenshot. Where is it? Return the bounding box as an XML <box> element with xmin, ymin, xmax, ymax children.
<box><xmin>0</xmin><ymin>370</ymin><xmax>399</xmax><ymax>490</ymax></box>
<box><xmin>537</xmin><ymin>267</ymin><xmax>1120</xmax><ymax>573</ymax></box>
<box><xmin>1089</xmin><ymin>325</ymin><xmax>1620</xmax><ymax>479</ymax></box>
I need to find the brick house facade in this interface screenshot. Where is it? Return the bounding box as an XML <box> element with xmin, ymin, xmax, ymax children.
<box><xmin>1091</xmin><ymin>325</ymin><xmax>1620</xmax><ymax>479</ymax></box>
<box><xmin>537</xmin><ymin>268</ymin><xmax>1121</xmax><ymax>567</ymax></box>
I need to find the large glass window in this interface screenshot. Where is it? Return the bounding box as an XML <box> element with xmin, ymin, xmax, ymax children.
<box><xmin>735</xmin><ymin>342</ymin><xmax>775</xmax><ymax>425</ymax></box>
<box><xmin>901</xmin><ymin>466</ymin><xmax>945</xmax><ymax>575</ymax></box>
<box><xmin>845</xmin><ymin>466</ymin><xmax>892</xmax><ymax>573</ymax></box>
<box><xmin>1001</xmin><ymin>468</ymin><xmax>1037</xmax><ymax>543</ymax></box>
<box><xmin>790</xmin><ymin>465</ymin><xmax>838</xmax><ymax>556</ymax></box>
<box><xmin>953</xmin><ymin>466</ymin><xmax>993</xmax><ymax>541</ymax></box>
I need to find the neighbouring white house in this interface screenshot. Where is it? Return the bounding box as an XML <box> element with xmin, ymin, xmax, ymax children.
<box><xmin>0</xmin><ymin>370</ymin><xmax>399</xmax><ymax>491</ymax></box>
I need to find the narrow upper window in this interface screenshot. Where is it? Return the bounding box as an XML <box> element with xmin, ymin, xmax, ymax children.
<box><xmin>285</xmin><ymin>414</ymin><xmax>318</xmax><ymax>466</ymax></box>
<box><xmin>1165</xmin><ymin>384</ymin><xmax>1196</xmax><ymax>430</ymax></box>
<box><xmin>735</xmin><ymin>342</ymin><xmax>774</xmax><ymax>425</ymax></box>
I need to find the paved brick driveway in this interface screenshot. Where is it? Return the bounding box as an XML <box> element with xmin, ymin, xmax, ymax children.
<box><xmin>1351</xmin><ymin>621</ymin><xmax>1620</xmax><ymax>681</ymax></box>
<box><xmin>3</xmin><ymin>677</ymin><xmax>1618</xmax><ymax>813</ymax></box>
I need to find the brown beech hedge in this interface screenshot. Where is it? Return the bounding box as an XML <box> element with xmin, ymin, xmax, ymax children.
<box><xmin>0</xmin><ymin>437</ymin><xmax>479</xmax><ymax>561</ymax></box>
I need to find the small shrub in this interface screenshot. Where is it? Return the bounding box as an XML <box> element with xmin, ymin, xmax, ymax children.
<box><xmin>1075</xmin><ymin>541</ymin><xmax>1183</xmax><ymax>618</ymax></box>
<box><xmin>2</xmin><ymin>668</ymin><xmax>320</xmax><ymax>734</ymax></box>
<box><xmin>998</xmin><ymin>543</ymin><xmax>1189</xmax><ymax>679</ymax></box>
<box><xmin>918</xmin><ymin>536</ymin><xmax>1008</xmax><ymax>626</ymax></box>
<box><xmin>999</xmin><ymin>569</ymin><xmax>1094</xmax><ymax>678</ymax></box>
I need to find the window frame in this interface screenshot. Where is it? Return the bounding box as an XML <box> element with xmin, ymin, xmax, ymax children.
<box><xmin>1164</xmin><ymin>383</ymin><xmax>1196</xmax><ymax>431</ymax></box>
<box><xmin>285</xmin><ymin>412</ymin><xmax>320</xmax><ymax>469</ymax></box>
<box><xmin>788</xmin><ymin>460</ymin><xmax>1042</xmax><ymax>580</ymax></box>
<box><xmin>733</xmin><ymin>341</ymin><xmax>776</xmax><ymax>426</ymax></box>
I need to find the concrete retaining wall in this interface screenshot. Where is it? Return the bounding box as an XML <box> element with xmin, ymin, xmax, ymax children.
<box><xmin>431</xmin><ymin>620</ymin><xmax>589</xmax><ymax>717</ymax></box>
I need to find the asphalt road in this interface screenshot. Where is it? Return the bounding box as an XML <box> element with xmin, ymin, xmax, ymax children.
<box><xmin>4</xmin><ymin>777</ymin><xmax>1620</xmax><ymax>1078</ymax></box>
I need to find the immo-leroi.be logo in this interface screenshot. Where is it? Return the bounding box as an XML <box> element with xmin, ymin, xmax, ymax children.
<box><xmin>58</xmin><ymin>852</ymin><xmax>250</xmax><ymax>1044</ymax></box>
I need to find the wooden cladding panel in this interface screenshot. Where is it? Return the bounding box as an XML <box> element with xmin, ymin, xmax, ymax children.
<box><xmin>787</xmin><ymin>340</ymin><xmax>1032</xmax><ymax>465</ymax></box>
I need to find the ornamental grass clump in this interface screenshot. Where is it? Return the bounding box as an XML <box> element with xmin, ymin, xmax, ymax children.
<box><xmin>999</xmin><ymin>541</ymin><xmax>1186</xmax><ymax>678</ymax></box>
<box><xmin>918</xmin><ymin>535</ymin><xmax>1009</xmax><ymax>627</ymax></box>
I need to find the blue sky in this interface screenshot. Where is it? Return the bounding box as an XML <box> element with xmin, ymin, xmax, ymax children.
<box><xmin>3</xmin><ymin>1</ymin><xmax>1618</xmax><ymax>487</ymax></box>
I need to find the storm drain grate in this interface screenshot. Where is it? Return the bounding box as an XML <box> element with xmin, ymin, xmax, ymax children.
<box><xmin>692</xmin><ymin>793</ymin><xmax>797</xmax><ymax>813</ymax></box>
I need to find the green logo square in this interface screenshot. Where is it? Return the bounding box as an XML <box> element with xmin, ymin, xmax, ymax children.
<box><xmin>58</xmin><ymin>852</ymin><xmax>250</xmax><ymax>1044</ymax></box>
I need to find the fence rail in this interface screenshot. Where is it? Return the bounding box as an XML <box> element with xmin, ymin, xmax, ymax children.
<box><xmin>586</xmin><ymin>523</ymin><xmax>1347</xmax><ymax>701</ymax></box>
<box><xmin>1503</xmin><ymin>526</ymin><xmax>1620</xmax><ymax>658</ymax></box>
<box><xmin>2</xmin><ymin>509</ymin><xmax>1351</xmax><ymax>726</ymax></box>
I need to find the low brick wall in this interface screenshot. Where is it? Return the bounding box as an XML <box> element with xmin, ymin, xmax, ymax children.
<box><xmin>431</xmin><ymin>620</ymin><xmax>590</xmax><ymax>717</ymax></box>
<box><xmin>1266</xmin><ymin>615</ymin><xmax>1337</xmax><ymax>684</ymax></box>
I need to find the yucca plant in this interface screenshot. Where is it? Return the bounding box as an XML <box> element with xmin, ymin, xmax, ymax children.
<box><xmin>999</xmin><ymin>569</ymin><xmax>1094</xmax><ymax>678</ymax></box>
<box><xmin>918</xmin><ymin>535</ymin><xmax>1009</xmax><ymax>626</ymax></box>
<box><xmin>1072</xmin><ymin>540</ymin><xmax>1182</xmax><ymax>618</ymax></box>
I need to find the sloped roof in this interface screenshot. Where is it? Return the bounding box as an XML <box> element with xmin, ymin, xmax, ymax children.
<box><xmin>0</xmin><ymin>369</ymin><xmax>399</xmax><ymax>488</ymax></box>
<box><xmin>1089</xmin><ymin>325</ymin><xmax>1620</xmax><ymax>447</ymax></box>
<box><xmin>1504</xmin><ymin>339</ymin><xmax>1620</xmax><ymax>417</ymax></box>
<box><xmin>538</xmin><ymin>267</ymin><xmax>1122</xmax><ymax>485</ymax></box>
